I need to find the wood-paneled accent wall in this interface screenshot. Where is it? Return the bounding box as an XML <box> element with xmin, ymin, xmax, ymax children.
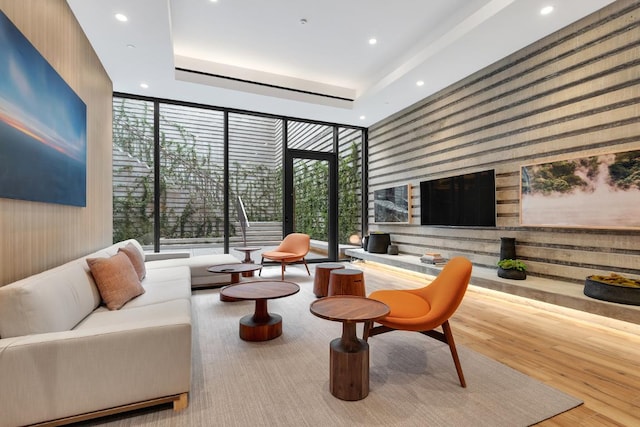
<box><xmin>0</xmin><ymin>1</ymin><xmax>113</xmax><ymax>286</ymax></box>
<box><xmin>367</xmin><ymin>0</ymin><xmax>640</xmax><ymax>284</ymax></box>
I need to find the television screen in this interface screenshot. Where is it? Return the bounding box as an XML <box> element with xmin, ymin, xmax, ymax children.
<box><xmin>420</xmin><ymin>170</ymin><xmax>496</xmax><ymax>226</ymax></box>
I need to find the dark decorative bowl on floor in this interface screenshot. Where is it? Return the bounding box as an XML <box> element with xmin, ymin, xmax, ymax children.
<box><xmin>584</xmin><ymin>276</ymin><xmax>640</xmax><ymax>306</ymax></box>
<box><xmin>497</xmin><ymin>267</ymin><xmax>526</xmax><ymax>280</ymax></box>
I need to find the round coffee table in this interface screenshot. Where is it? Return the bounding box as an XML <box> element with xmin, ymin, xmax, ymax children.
<box><xmin>221</xmin><ymin>281</ymin><xmax>300</xmax><ymax>341</ymax></box>
<box><xmin>208</xmin><ymin>263</ymin><xmax>264</xmax><ymax>302</ymax></box>
<box><xmin>310</xmin><ymin>296</ymin><xmax>389</xmax><ymax>401</ymax></box>
<box><xmin>208</xmin><ymin>263</ymin><xmax>262</xmax><ymax>284</ymax></box>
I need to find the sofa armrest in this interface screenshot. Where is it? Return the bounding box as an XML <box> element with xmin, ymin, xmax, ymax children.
<box><xmin>144</xmin><ymin>251</ymin><xmax>191</xmax><ymax>261</ymax></box>
<box><xmin>0</xmin><ymin>319</ymin><xmax>191</xmax><ymax>427</ymax></box>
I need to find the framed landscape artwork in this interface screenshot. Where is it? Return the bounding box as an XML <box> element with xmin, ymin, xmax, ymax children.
<box><xmin>373</xmin><ymin>184</ymin><xmax>411</xmax><ymax>223</ymax></box>
<box><xmin>0</xmin><ymin>11</ymin><xmax>87</xmax><ymax>207</ymax></box>
<box><xmin>520</xmin><ymin>149</ymin><xmax>640</xmax><ymax>229</ymax></box>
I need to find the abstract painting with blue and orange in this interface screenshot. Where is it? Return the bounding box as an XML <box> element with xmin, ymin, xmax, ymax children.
<box><xmin>0</xmin><ymin>10</ymin><xmax>87</xmax><ymax>207</ymax></box>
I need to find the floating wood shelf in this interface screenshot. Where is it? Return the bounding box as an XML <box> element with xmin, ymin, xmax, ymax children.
<box><xmin>345</xmin><ymin>248</ymin><xmax>640</xmax><ymax>325</ymax></box>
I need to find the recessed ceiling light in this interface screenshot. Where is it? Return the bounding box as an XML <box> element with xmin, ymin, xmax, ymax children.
<box><xmin>300</xmin><ymin>18</ymin><xmax>308</xmax><ymax>25</ymax></box>
<box><xmin>140</xmin><ymin>83</ymin><xmax>149</xmax><ymax>89</ymax></box>
<box><xmin>368</xmin><ymin>38</ymin><xmax>377</xmax><ymax>45</ymax></box>
<box><xmin>210</xmin><ymin>0</ymin><xmax>219</xmax><ymax>2</ymax></box>
<box><xmin>359</xmin><ymin>115</ymin><xmax>366</xmax><ymax>120</ymax></box>
<box><xmin>540</xmin><ymin>6</ymin><xmax>554</xmax><ymax>15</ymax></box>
<box><xmin>115</xmin><ymin>13</ymin><xmax>128</xmax><ymax>22</ymax></box>
<box><xmin>126</xmin><ymin>44</ymin><xmax>136</xmax><ymax>49</ymax></box>
<box><xmin>416</xmin><ymin>80</ymin><xmax>425</xmax><ymax>87</ymax></box>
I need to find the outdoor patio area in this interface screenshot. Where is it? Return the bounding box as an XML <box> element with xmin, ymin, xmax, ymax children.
<box><xmin>143</xmin><ymin>239</ymin><xmax>361</xmax><ymax>264</ymax></box>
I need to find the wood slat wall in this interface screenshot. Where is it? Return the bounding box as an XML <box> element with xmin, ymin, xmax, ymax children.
<box><xmin>0</xmin><ymin>0</ymin><xmax>113</xmax><ymax>286</ymax></box>
<box><xmin>367</xmin><ymin>0</ymin><xmax>640</xmax><ymax>284</ymax></box>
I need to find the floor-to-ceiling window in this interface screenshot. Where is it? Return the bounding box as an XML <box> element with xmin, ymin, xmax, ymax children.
<box><xmin>112</xmin><ymin>98</ymin><xmax>155</xmax><ymax>245</ymax></box>
<box><xmin>158</xmin><ymin>104</ymin><xmax>225</xmax><ymax>253</ymax></box>
<box><xmin>285</xmin><ymin>120</ymin><xmax>335</xmax><ymax>258</ymax></box>
<box><xmin>229</xmin><ymin>113</ymin><xmax>283</xmax><ymax>258</ymax></box>
<box><xmin>338</xmin><ymin>127</ymin><xmax>364</xmax><ymax>253</ymax></box>
<box><xmin>112</xmin><ymin>94</ymin><xmax>365</xmax><ymax>260</ymax></box>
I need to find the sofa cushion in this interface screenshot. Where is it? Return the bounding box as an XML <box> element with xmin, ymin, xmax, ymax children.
<box><xmin>121</xmin><ymin>266</ymin><xmax>191</xmax><ymax>309</ymax></box>
<box><xmin>146</xmin><ymin>254</ymin><xmax>241</xmax><ymax>287</ymax></box>
<box><xmin>118</xmin><ymin>242</ymin><xmax>146</xmax><ymax>280</ymax></box>
<box><xmin>74</xmin><ymin>298</ymin><xmax>191</xmax><ymax>331</ymax></box>
<box><xmin>0</xmin><ymin>261</ymin><xmax>100</xmax><ymax>338</ymax></box>
<box><xmin>87</xmin><ymin>253</ymin><xmax>145</xmax><ymax>310</ymax></box>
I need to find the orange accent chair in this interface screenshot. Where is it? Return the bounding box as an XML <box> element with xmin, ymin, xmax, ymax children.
<box><xmin>364</xmin><ymin>256</ymin><xmax>472</xmax><ymax>387</ymax></box>
<box><xmin>259</xmin><ymin>233</ymin><xmax>311</xmax><ymax>280</ymax></box>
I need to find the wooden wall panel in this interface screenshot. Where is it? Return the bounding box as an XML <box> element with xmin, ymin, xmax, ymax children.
<box><xmin>367</xmin><ymin>0</ymin><xmax>640</xmax><ymax>284</ymax></box>
<box><xmin>0</xmin><ymin>0</ymin><xmax>113</xmax><ymax>285</ymax></box>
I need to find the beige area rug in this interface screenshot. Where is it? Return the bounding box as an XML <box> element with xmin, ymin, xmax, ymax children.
<box><xmin>90</xmin><ymin>265</ymin><xmax>582</xmax><ymax>427</ymax></box>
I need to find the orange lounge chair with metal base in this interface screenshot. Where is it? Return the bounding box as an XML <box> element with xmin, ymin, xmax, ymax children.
<box><xmin>259</xmin><ymin>233</ymin><xmax>311</xmax><ymax>280</ymax></box>
<box><xmin>364</xmin><ymin>256</ymin><xmax>472</xmax><ymax>387</ymax></box>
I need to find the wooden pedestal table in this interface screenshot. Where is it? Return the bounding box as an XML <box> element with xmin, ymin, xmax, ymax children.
<box><xmin>221</xmin><ymin>281</ymin><xmax>300</xmax><ymax>341</ymax></box>
<box><xmin>313</xmin><ymin>262</ymin><xmax>346</xmax><ymax>297</ymax></box>
<box><xmin>233</xmin><ymin>247</ymin><xmax>261</xmax><ymax>277</ymax></box>
<box><xmin>207</xmin><ymin>263</ymin><xmax>263</xmax><ymax>302</ymax></box>
<box><xmin>310</xmin><ymin>296</ymin><xmax>390</xmax><ymax>401</ymax></box>
<box><xmin>327</xmin><ymin>268</ymin><xmax>366</xmax><ymax>297</ymax></box>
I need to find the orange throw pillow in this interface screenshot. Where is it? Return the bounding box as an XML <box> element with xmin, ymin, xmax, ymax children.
<box><xmin>87</xmin><ymin>252</ymin><xmax>145</xmax><ymax>310</ymax></box>
<box><xmin>118</xmin><ymin>242</ymin><xmax>146</xmax><ymax>280</ymax></box>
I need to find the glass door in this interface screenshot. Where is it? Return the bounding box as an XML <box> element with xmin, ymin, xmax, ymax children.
<box><xmin>284</xmin><ymin>149</ymin><xmax>337</xmax><ymax>261</ymax></box>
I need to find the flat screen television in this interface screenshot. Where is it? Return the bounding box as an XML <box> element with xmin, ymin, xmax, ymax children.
<box><xmin>420</xmin><ymin>170</ymin><xmax>496</xmax><ymax>226</ymax></box>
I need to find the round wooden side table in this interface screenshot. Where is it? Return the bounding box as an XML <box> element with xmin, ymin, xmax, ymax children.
<box><xmin>221</xmin><ymin>280</ymin><xmax>300</xmax><ymax>341</ymax></box>
<box><xmin>328</xmin><ymin>268</ymin><xmax>365</xmax><ymax>297</ymax></box>
<box><xmin>233</xmin><ymin>247</ymin><xmax>261</xmax><ymax>277</ymax></box>
<box><xmin>310</xmin><ymin>296</ymin><xmax>390</xmax><ymax>401</ymax></box>
<box><xmin>313</xmin><ymin>263</ymin><xmax>346</xmax><ymax>297</ymax></box>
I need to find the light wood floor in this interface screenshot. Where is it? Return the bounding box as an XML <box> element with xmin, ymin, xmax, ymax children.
<box><xmin>358</xmin><ymin>261</ymin><xmax>640</xmax><ymax>426</ymax></box>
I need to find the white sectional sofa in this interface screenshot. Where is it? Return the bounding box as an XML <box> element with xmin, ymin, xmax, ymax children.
<box><xmin>0</xmin><ymin>239</ymin><xmax>240</xmax><ymax>426</ymax></box>
<box><xmin>146</xmin><ymin>251</ymin><xmax>241</xmax><ymax>288</ymax></box>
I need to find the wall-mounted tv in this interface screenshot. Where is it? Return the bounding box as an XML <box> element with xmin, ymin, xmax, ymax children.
<box><xmin>420</xmin><ymin>170</ymin><xmax>496</xmax><ymax>226</ymax></box>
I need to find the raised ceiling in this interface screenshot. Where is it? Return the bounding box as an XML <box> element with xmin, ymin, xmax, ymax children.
<box><xmin>67</xmin><ymin>0</ymin><xmax>615</xmax><ymax>127</ymax></box>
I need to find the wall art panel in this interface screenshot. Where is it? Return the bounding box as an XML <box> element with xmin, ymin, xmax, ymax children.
<box><xmin>0</xmin><ymin>10</ymin><xmax>86</xmax><ymax>207</ymax></box>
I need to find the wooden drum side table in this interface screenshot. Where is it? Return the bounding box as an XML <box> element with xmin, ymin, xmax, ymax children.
<box><xmin>327</xmin><ymin>268</ymin><xmax>366</xmax><ymax>297</ymax></box>
<box><xmin>310</xmin><ymin>296</ymin><xmax>390</xmax><ymax>401</ymax></box>
<box><xmin>313</xmin><ymin>263</ymin><xmax>346</xmax><ymax>297</ymax></box>
<box><xmin>221</xmin><ymin>281</ymin><xmax>300</xmax><ymax>341</ymax></box>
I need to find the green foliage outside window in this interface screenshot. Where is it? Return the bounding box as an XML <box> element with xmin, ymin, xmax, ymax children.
<box><xmin>338</xmin><ymin>143</ymin><xmax>361</xmax><ymax>244</ymax></box>
<box><xmin>292</xmin><ymin>143</ymin><xmax>360</xmax><ymax>244</ymax></box>
<box><xmin>112</xmin><ymin>99</ymin><xmax>361</xmax><ymax>246</ymax></box>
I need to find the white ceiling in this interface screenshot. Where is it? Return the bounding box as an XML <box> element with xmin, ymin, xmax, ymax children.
<box><xmin>67</xmin><ymin>0</ymin><xmax>615</xmax><ymax>127</ymax></box>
